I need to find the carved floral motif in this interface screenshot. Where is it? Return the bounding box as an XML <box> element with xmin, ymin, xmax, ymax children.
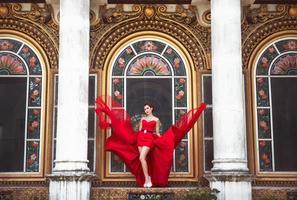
<box><xmin>91</xmin><ymin>4</ymin><xmax>209</xmax><ymax>71</ymax></box>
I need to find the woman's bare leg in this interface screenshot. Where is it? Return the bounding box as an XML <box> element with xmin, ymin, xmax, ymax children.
<box><xmin>139</xmin><ymin>146</ymin><xmax>151</xmax><ymax>186</ymax></box>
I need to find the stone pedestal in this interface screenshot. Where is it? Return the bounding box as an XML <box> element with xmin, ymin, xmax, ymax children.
<box><xmin>49</xmin><ymin>174</ymin><xmax>94</xmax><ymax>200</ymax></box>
<box><xmin>207</xmin><ymin>174</ymin><xmax>252</xmax><ymax>200</ymax></box>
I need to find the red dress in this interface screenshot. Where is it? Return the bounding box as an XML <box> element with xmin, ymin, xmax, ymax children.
<box><xmin>95</xmin><ymin>97</ymin><xmax>206</xmax><ymax>187</ymax></box>
<box><xmin>137</xmin><ymin>120</ymin><xmax>156</xmax><ymax>148</ymax></box>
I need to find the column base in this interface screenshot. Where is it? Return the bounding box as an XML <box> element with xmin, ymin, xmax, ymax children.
<box><xmin>53</xmin><ymin>160</ymin><xmax>90</xmax><ymax>172</ymax></box>
<box><xmin>206</xmin><ymin>174</ymin><xmax>252</xmax><ymax>200</ymax></box>
<box><xmin>48</xmin><ymin>172</ymin><xmax>95</xmax><ymax>200</ymax></box>
<box><xmin>212</xmin><ymin>159</ymin><xmax>249</xmax><ymax>172</ymax></box>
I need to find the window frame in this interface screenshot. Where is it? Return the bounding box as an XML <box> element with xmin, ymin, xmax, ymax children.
<box><xmin>248</xmin><ymin>33</ymin><xmax>297</xmax><ymax>179</ymax></box>
<box><xmin>0</xmin><ymin>33</ymin><xmax>50</xmax><ymax>180</ymax></box>
<box><xmin>97</xmin><ymin>31</ymin><xmax>202</xmax><ymax>182</ymax></box>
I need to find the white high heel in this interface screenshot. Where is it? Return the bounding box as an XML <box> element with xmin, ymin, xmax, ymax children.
<box><xmin>144</xmin><ymin>176</ymin><xmax>152</xmax><ymax>188</ymax></box>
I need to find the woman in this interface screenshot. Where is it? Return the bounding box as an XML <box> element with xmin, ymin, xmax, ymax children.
<box><xmin>137</xmin><ymin>103</ymin><xmax>160</xmax><ymax>187</ymax></box>
<box><xmin>95</xmin><ymin>96</ymin><xmax>206</xmax><ymax>187</ymax></box>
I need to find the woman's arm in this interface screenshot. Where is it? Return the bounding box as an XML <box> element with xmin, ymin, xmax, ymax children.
<box><xmin>139</xmin><ymin>118</ymin><xmax>143</xmax><ymax>131</ymax></box>
<box><xmin>156</xmin><ymin>119</ymin><xmax>161</xmax><ymax>137</ymax></box>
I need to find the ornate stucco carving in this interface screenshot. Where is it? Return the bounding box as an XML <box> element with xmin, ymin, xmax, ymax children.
<box><xmin>90</xmin><ymin>4</ymin><xmax>211</xmax><ymax>71</ymax></box>
<box><xmin>0</xmin><ymin>3</ymin><xmax>59</xmax><ymax>69</ymax></box>
<box><xmin>242</xmin><ymin>5</ymin><xmax>297</xmax><ymax>70</ymax></box>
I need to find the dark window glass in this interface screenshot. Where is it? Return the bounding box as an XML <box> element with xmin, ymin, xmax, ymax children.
<box><xmin>204</xmin><ymin>107</ymin><xmax>213</xmax><ymax>138</ymax></box>
<box><xmin>54</xmin><ymin>76</ymin><xmax>58</xmax><ymax>106</ymax></box>
<box><xmin>0</xmin><ymin>77</ymin><xmax>26</xmax><ymax>172</ymax></box>
<box><xmin>203</xmin><ymin>75</ymin><xmax>213</xmax><ymax>172</ymax></box>
<box><xmin>89</xmin><ymin>76</ymin><xmax>95</xmax><ymax>105</ymax></box>
<box><xmin>203</xmin><ymin>76</ymin><xmax>212</xmax><ymax>105</ymax></box>
<box><xmin>88</xmin><ymin>108</ymin><xmax>95</xmax><ymax>138</ymax></box>
<box><xmin>88</xmin><ymin>140</ymin><xmax>94</xmax><ymax>172</ymax></box>
<box><xmin>271</xmin><ymin>78</ymin><xmax>297</xmax><ymax>171</ymax></box>
<box><xmin>126</xmin><ymin>78</ymin><xmax>172</xmax><ymax>132</ymax></box>
<box><xmin>205</xmin><ymin>140</ymin><xmax>213</xmax><ymax>171</ymax></box>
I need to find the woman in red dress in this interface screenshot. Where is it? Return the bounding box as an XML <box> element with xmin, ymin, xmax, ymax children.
<box><xmin>137</xmin><ymin>103</ymin><xmax>160</xmax><ymax>187</ymax></box>
<box><xmin>95</xmin><ymin>97</ymin><xmax>206</xmax><ymax>188</ymax></box>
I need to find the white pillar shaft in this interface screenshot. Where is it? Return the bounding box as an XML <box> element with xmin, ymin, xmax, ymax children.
<box><xmin>211</xmin><ymin>0</ymin><xmax>248</xmax><ymax>171</ymax></box>
<box><xmin>54</xmin><ymin>0</ymin><xmax>90</xmax><ymax>171</ymax></box>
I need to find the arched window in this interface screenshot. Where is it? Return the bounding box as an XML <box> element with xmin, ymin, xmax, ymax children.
<box><xmin>254</xmin><ymin>38</ymin><xmax>297</xmax><ymax>172</ymax></box>
<box><xmin>109</xmin><ymin>38</ymin><xmax>191</xmax><ymax>173</ymax></box>
<box><xmin>0</xmin><ymin>37</ymin><xmax>44</xmax><ymax>173</ymax></box>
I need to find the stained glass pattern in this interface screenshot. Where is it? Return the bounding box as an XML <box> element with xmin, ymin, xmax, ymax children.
<box><xmin>175</xmin><ymin>141</ymin><xmax>188</xmax><ymax>172</ymax></box>
<box><xmin>29</xmin><ymin>77</ymin><xmax>42</xmax><ymax>106</ymax></box>
<box><xmin>275</xmin><ymin>39</ymin><xmax>297</xmax><ymax>53</ymax></box>
<box><xmin>26</xmin><ymin>141</ymin><xmax>40</xmax><ymax>172</ymax></box>
<box><xmin>175</xmin><ymin>78</ymin><xmax>187</xmax><ymax>107</ymax></box>
<box><xmin>256</xmin><ymin>77</ymin><xmax>269</xmax><ymax>107</ymax></box>
<box><xmin>27</xmin><ymin>109</ymin><xmax>41</xmax><ymax>139</ymax></box>
<box><xmin>132</xmin><ymin>40</ymin><xmax>166</xmax><ymax>54</ymax></box>
<box><xmin>174</xmin><ymin>109</ymin><xmax>187</xmax><ymax>122</ymax></box>
<box><xmin>257</xmin><ymin>109</ymin><xmax>271</xmax><ymax>139</ymax></box>
<box><xmin>258</xmin><ymin>140</ymin><xmax>273</xmax><ymax>171</ymax></box>
<box><xmin>256</xmin><ymin>45</ymin><xmax>278</xmax><ymax>75</ymax></box>
<box><xmin>0</xmin><ymin>39</ymin><xmax>22</xmax><ymax>52</ymax></box>
<box><xmin>112</xmin><ymin>78</ymin><xmax>124</xmax><ymax>106</ymax></box>
<box><xmin>175</xmin><ymin>109</ymin><xmax>188</xmax><ymax>139</ymax></box>
<box><xmin>19</xmin><ymin>45</ymin><xmax>42</xmax><ymax>75</ymax></box>
<box><xmin>113</xmin><ymin>46</ymin><xmax>136</xmax><ymax>76</ymax></box>
<box><xmin>163</xmin><ymin>47</ymin><xmax>186</xmax><ymax>76</ymax></box>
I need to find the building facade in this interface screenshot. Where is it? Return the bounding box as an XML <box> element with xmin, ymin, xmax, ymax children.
<box><xmin>0</xmin><ymin>0</ymin><xmax>297</xmax><ymax>199</ymax></box>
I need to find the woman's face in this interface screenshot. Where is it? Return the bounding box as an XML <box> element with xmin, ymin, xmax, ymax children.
<box><xmin>144</xmin><ymin>105</ymin><xmax>153</xmax><ymax>115</ymax></box>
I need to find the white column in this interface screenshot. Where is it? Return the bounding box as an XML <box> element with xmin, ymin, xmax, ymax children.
<box><xmin>49</xmin><ymin>0</ymin><xmax>93</xmax><ymax>199</ymax></box>
<box><xmin>209</xmin><ymin>0</ymin><xmax>251</xmax><ymax>199</ymax></box>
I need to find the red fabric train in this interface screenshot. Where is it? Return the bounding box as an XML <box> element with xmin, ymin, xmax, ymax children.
<box><xmin>95</xmin><ymin>96</ymin><xmax>206</xmax><ymax>187</ymax></box>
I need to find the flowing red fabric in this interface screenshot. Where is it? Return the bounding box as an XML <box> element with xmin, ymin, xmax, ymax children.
<box><xmin>95</xmin><ymin>96</ymin><xmax>206</xmax><ymax>187</ymax></box>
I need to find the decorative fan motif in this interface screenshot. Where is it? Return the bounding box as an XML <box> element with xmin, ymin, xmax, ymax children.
<box><xmin>271</xmin><ymin>54</ymin><xmax>297</xmax><ymax>75</ymax></box>
<box><xmin>127</xmin><ymin>55</ymin><xmax>171</xmax><ymax>76</ymax></box>
<box><xmin>0</xmin><ymin>53</ymin><xmax>26</xmax><ymax>75</ymax></box>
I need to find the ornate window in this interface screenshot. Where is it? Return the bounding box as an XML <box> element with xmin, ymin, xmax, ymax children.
<box><xmin>0</xmin><ymin>37</ymin><xmax>44</xmax><ymax>173</ymax></box>
<box><xmin>109</xmin><ymin>38</ymin><xmax>191</xmax><ymax>173</ymax></box>
<box><xmin>254</xmin><ymin>38</ymin><xmax>297</xmax><ymax>172</ymax></box>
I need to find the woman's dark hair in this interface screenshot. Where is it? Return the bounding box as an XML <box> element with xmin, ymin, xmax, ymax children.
<box><xmin>143</xmin><ymin>102</ymin><xmax>154</xmax><ymax>110</ymax></box>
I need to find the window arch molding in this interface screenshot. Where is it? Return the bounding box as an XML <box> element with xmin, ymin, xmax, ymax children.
<box><xmin>247</xmin><ymin>31</ymin><xmax>297</xmax><ymax>179</ymax></box>
<box><xmin>0</xmin><ymin>31</ymin><xmax>51</xmax><ymax>180</ymax></box>
<box><xmin>98</xmin><ymin>31</ymin><xmax>202</xmax><ymax>182</ymax></box>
